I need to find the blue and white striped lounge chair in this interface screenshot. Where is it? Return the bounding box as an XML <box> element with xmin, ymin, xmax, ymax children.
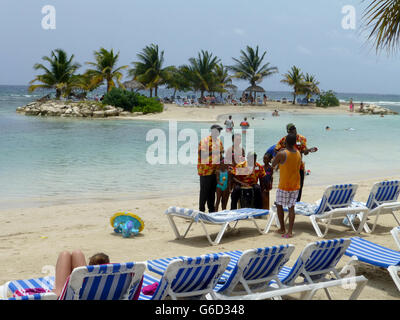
<box><xmin>145</xmin><ymin>240</ymin><xmax>367</xmax><ymax>300</ymax></box>
<box><xmin>353</xmin><ymin>181</ymin><xmax>400</xmax><ymax>233</ymax></box>
<box><xmin>267</xmin><ymin>238</ymin><xmax>367</xmax><ymax>300</ymax></box>
<box><xmin>344</xmin><ymin>234</ymin><xmax>400</xmax><ymax>291</ymax></box>
<box><xmin>213</xmin><ymin>245</ymin><xmax>295</xmax><ymax>296</ymax></box>
<box><xmin>165</xmin><ymin>207</ymin><xmax>271</xmax><ymax>246</ymax></box>
<box><xmin>2</xmin><ymin>262</ymin><xmax>146</xmax><ymax>300</ymax></box>
<box><xmin>0</xmin><ymin>276</ymin><xmax>56</xmax><ymax>300</ymax></box>
<box><xmin>139</xmin><ymin>254</ymin><xmax>230</xmax><ymax>300</ymax></box>
<box><xmin>271</xmin><ymin>184</ymin><xmax>368</xmax><ymax>238</ymax></box>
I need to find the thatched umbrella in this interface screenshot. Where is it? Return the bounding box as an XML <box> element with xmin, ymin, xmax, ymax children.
<box><xmin>244</xmin><ymin>85</ymin><xmax>265</xmax><ymax>103</ymax></box>
<box><xmin>123</xmin><ymin>80</ymin><xmax>146</xmax><ymax>92</ymax></box>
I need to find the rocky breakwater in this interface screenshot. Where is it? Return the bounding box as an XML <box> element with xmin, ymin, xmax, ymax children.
<box><xmin>16</xmin><ymin>100</ymin><xmax>138</xmax><ymax>118</ymax></box>
<box><xmin>357</xmin><ymin>104</ymin><xmax>398</xmax><ymax>115</ymax></box>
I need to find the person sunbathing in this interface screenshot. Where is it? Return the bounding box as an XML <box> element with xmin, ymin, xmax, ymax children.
<box><xmin>53</xmin><ymin>250</ymin><xmax>110</xmax><ymax>297</ymax></box>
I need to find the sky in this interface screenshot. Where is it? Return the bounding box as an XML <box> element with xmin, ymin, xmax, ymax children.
<box><xmin>1</xmin><ymin>0</ymin><xmax>399</xmax><ymax>94</ymax></box>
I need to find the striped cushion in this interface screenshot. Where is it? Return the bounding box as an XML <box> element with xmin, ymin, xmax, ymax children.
<box><xmin>6</xmin><ymin>276</ymin><xmax>54</xmax><ymax>296</ymax></box>
<box><xmin>365</xmin><ymin>181</ymin><xmax>400</xmax><ymax>209</ymax></box>
<box><xmin>293</xmin><ymin>185</ymin><xmax>357</xmax><ymax>216</ymax></box>
<box><xmin>165</xmin><ymin>207</ymin><xmax>269</xmax><ymax>224</ymax></box>
<box><xmin>59</xmin><ymin>262</ymin><xmax>144</xmax><ymax>300</ymax></box>
<box><xmin>215</xmin><ymin>245</ymin><xmax>294</xmax><ymax>294</ymax></box>
<box><xmin>280</xmin><ymin>238</ymin><xmax>350</xmax><ymax>285</ymax></box>
<box><xmin>345</xmin><ymin>237</ymin><xmax>400</xmax><ymax>268</ymax></box>
<box><xmin>144</xmin><ymin>254</ymin><xmax>230</xmax><ymax>300</ymax></box>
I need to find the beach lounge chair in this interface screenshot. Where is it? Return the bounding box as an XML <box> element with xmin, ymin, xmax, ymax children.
<box><xmin>165</xmin><ymin>207</ymin><xmax>271</xmax><ymax>246</ymax></box>
<box><xmin>139</xmin><ymin>254</ymin><xmax>230</xmax><ymax>300</ymax></box>
<box><xmin>260</xmin><ymin>238</ymin><xmax>367</xmax><ymax>300</ymax></box>
<box><xmin>2</xmin><ymin>262</ymin><xmax>146</xmax><ymax>300</ymax></box>
<box><xmin>270</xmin><ymin>184</ymin><xmax>369</xmax><ymax>238</ymax></box>
<box><xmin>354</xmin><ymin>181</ymin><xmax>400</xmax><ymax>233</ymax></box>
<box><xmin>344</xmin><ymin>233</ymin><xmax>400</xmax><ymax>291</ymax></box>
<box><xmin>145</xmin><ymin>239</ymin><xmax>367</xmax><ymax>300</ymax></box>
<box><xmin>392</xmin><ymin>226</ymin><xmax>400</xmax><ymax>249</ymax></box>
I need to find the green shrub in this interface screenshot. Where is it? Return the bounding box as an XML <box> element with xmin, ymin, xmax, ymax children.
<box><xmin>316</xmin><ymin>90</ymin><xmax>340</xmax><ymax>108</ymax></box>
<box><xmin>103</xmin><ymin>87</ymin><xmax>163</xmax><ymax>113</ymax></box>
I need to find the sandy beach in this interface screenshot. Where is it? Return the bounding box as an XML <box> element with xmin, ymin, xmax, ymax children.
<box><xmin>120</xmin><ymin>101</ymin><xmax>354</xmax><ymax>122</ymax></box>
<box><xmin>1</xmin><ymin>173</ymin><xmax>399</xmax><ymax>300</ymax></box>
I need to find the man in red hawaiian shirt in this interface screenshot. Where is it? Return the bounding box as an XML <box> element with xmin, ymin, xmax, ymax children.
<box><xmin>275</xmin><ymin>123</ymin><xmax>318</xmax><ymax>202</ymax></box>
<box><xmin>230</xmin><ymin>152</ymin><xmax>266</xmax><ymax>209</ymax></box>
<box><xmin>198</xmin><ymin>124</ymin><xmax>224</xmax><ymax>212</ymax></box>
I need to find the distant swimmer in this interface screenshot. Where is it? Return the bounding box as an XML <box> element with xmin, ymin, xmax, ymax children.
<box><xmin>240</xmin><ymin>117</ymin><xmax>250</xmax><ymax>133</ymax></box>
<box><xmin>272</xmin><ymin>110</ymin><xmax>280</xmax><ymax>117</ymax></box>
<box><xmin>325</xmin><ymin>126</ymin><xmax>331</xmax><ymax>131</ymax></box>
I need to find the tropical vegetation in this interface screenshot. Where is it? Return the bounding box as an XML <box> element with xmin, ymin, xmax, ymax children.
<box><xmin>85</xmin><ymin>48</ymin><xmax>128</xmax><ymax>93</ymax></box>
<box><xmin>102</xmin><ymin>87</ymin><xmax>163</xmax><ymax>114</ymax></box>
<box><xmin>363</xmin><ymin>0</ymin><xmax>400</xmax><ymax>53</ymax></box>
<box><xmin>316</xmin><ymin>90</ymin><xmax>340</xmax><ymax>107</ymax></box>
<box><xmin>229</xmin><ymin>45</ymin><xmax>278</xmax><ymax>99</ymax></box>
<box><xmin>28</xmin><ymin>49</ymin><xmax>81</xmax><ymax>99</ymax></box>
<box><xmin>29</xmin><ymin>45</ymin><xmax>326</xmax><ymax>109</ymax></box>
<box><xmin>129</xmin><ymin>44</ymin><xmax>173</xmax><ymax>97</ymax></box>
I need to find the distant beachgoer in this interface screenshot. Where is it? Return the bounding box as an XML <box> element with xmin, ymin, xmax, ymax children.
<box><xmin>349</xmin><ymin>98</ymin><xmax>354</xmax><ymax>112</ymax></box>
<box><xmin>275</xmin><ymin>123</ymin><xmax>318</xmax><ymax>202</ymax></box>
<box><xmin>272</xmin><ymin>110</ymin><xmax>280</xmax><ymax>117</ymax></box>
<box><xmin>53</xmin><ymin>250</ymin><xmax>110</xmax><ymax>297</ymax></box>
<box><xmin>360</xmin><ymin>102</ymin><xmax>364</xmax><ymax>112</ymax></box>
<box><xmin>198</xmin><ymin>124</ymin><xmax>224</xmax><ymax>213</ymax></box>
<box><xmin>263</xmin><ymin>94</ymin><xmax>268</xmax><ymax>104</ymax></box>
<box><xmin>240</xmin><ymin>117</ymin><xmax>250</xmax><ymax>133</ymax></box>
<box><xmin>272</xmin><ymin>134</ymin><xmax>301</xmax><ymax>238</ymax></box>
<box><xmin>325</xmin><ymin>126</ymin><xmax>331</xmax><ymax>131</ymax></box>
<box><xmin>211</xmin><ymin>96</ymin><xmax>216</xmax><ymax>109</ymax></box>
<box><xmin>224</xmin><ymin>115</ymin><xmax>234</xmax><ymax>133</ymax></box>
<box><xmin>215</xmin><ymin>161</ymin><xmax>231</xmax><ymax>211</ymax></box>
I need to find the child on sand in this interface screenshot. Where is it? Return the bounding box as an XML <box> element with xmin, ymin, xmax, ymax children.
<box><xmin>215</xmin><ymin>160</ymin><xmax>231</xmax><ymax>211</ymax></box>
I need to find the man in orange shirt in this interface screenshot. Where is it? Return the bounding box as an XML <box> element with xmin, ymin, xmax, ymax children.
<box><xmin>198</xmin><ymin>124</ymin><xmax>224</xmax><ymax>213</ymax></box>
<box><xmin>272</xmin><ymin>134</ymin><xmax>301</xmax><ymax>238</ymax></box>
<box><xmin>275</xmin><ymin>123</ymin><xmax>318</xmax><ymax>202</ymax></box>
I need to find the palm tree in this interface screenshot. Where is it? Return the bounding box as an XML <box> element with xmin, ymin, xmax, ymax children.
<box><xmin>85</xmin><ymin>48</ymin><xmax>128</xmax><ymax>92</ymax></box>
<box><xmin>281</xmin><ymin>66</ymin><xmax>305</xmax><ymax>104</ymax></box>
<box><xmin>129</xmin><ymin>44</ymin><xmax>173</xmax><ymax>97</ymax></box>
<box><xmin>65</xmin><ymin>73</ymin><xmax>102</xmax><ymax>99</ymax></box>
<box><xmin>303</xmin><ymin>73</ymin><xmax>320</xmax><ymax>103</ymax></box>
<box><xmin>229</xmin><ymin>45</ymin><xmax>278</xmax><ymax>98</ymax></box>
<box><xmin>29</xmin><ymin>49</ymin><xmax>81</xmax><ymax>99</ymax></box>
<box><xmin>363</xmin><ymin>0</ymin><xmax>400</xmax><ymax>52</ymax></box>
<box><xmin>164</xmin><ymin>66</ymin><xmax>191</xmax><ymax>99</ymax></box>
<box><xmin>212</xmin><ymin>64</ymin><xmax>234</xmax><ymax>97</ymax></box>
<box><xmin>182</xmin><ymin>50</ymin><xmax>220</xmax><ymax>98</ymax></box>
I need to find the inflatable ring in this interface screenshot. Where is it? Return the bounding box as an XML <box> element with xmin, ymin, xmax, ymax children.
<box><xmin>110</xmin><ymin>212</ymin><xmax>145</xmax><ymax>233</ymax></box>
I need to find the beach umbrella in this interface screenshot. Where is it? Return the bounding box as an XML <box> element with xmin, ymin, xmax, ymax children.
<box><xmin>244</xmin><ymin>85</ymin><xmax>265</xmax><ymax>103</ymax></box>
<box><xmin>123</xmin><ymin>80</ymin><xmax>146</xmax><ymax>92</ymax></box>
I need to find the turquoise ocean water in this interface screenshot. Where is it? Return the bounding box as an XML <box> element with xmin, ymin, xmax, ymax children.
<box><xmin>1</xmin><ymin>85</ymin><xmax>400</xmax><ymax>210</ymax></box>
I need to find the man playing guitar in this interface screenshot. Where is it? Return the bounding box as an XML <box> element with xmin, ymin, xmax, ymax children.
<box><xmin>275</xmin><ymin>123</ymin><xmax>318</xmax><ymax>202</ymax></box>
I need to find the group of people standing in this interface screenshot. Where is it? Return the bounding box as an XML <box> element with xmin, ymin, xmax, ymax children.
<box><xmin>197</xmin><ymin>120</ymin><xmax>318</xmax><ymax>238</ymax></box>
